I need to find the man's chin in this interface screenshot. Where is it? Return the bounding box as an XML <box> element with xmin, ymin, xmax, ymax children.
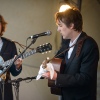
<box><xmin>63</xmin><ymin>36</ymin><xmax>67</xmax><ymax>39</ymax></box>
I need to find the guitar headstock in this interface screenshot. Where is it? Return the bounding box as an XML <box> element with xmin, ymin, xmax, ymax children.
<box><xmin>36</xmin><ymin>43</ymin><xmax>52</xmax><ymax>53</ymax></box>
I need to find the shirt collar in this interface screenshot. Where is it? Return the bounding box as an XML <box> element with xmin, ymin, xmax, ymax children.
<box><xmin>69</xmin><ymin>33</ymin><xmax>81</xmax><ymax>47</ymax></box>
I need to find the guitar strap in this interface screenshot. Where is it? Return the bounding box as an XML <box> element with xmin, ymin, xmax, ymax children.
<box><xmin>54</xmin><ymin>35</ymin><xmax>88</xmax><ymax>59</ymax></box>
<box><xmin>76</xmin><ymin>36</ymin><xmax>88</xmax><ymax>57</ymax></box>
<box><xmin>2</xmin><ymin>37</ymin><xmax>34</xmax><ymax>50</ymax></box>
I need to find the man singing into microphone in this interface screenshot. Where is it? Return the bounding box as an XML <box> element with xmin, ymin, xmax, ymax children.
<box><xmin>0</xmin><ymin>14</ymin><xmax>22</xmax><ymax>100</ymax></box>
<box><xmin>42</xmin><ymin>7</ymin><xmax>99</xmax><ymax>100</ymax></box>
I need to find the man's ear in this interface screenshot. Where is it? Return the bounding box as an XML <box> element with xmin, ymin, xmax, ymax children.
<box><xmin>69</xmin><ymin>23</ymin><xmax>74</xmax><ymax>29</ymax></box>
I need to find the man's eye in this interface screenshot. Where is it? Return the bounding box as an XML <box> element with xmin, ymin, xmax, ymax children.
<box><xmin>59</xmin><ymin>25</ymin><xmax>62</xmax><ymax>27</ymax></box>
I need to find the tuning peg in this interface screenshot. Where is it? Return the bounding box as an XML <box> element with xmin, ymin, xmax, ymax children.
<box><xmin>46</xmin><ymin>43</ymin><xmax>48</xmax><ymax>45</ymax></box>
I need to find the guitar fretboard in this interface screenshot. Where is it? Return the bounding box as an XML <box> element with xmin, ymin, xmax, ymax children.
<box><xmin>2</xmin><ymin>49</ymin><xmax>36</xmax><ymax>67</ymax></box>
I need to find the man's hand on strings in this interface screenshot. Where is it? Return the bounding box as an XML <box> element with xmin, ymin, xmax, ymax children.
<box><xmin>14</xmin><ymin>55</ymin><xmax>22</xmax><ymax>70</ymax></box>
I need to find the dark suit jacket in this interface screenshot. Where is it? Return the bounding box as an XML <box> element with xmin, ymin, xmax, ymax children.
<box><xmin>0</xmin><ymin>37</ymin><xmax>22</xmax><ymax>100</ymax></box>
<box><xmin>56</xmin><ymin>32</ymin><xmax>99</xmax><ymax>100</ymax></box>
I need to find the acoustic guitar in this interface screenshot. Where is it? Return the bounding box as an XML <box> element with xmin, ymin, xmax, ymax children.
<box><xmin>0</xmin><ymin>43</ymin><xmax>52</xmax><ymax>80</ymax></box>
<box><xmin>47</xmin><ymin>58</ymin><xmax>65</xmax><ymax>95</ymax></box>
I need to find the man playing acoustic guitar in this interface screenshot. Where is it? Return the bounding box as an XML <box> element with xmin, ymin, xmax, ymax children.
<box><xmin>42</xmin><ymin>7</ymin><xmax>99</xmax><ymax>100</ymax></box>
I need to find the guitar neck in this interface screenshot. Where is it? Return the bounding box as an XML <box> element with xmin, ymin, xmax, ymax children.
<box><xmin>3</xmin><ymin>49</ymin><xmax>36</xmax><ymax>67</ymax></box>
<box><xmin>21</xmin><ymin>49</ymin><xmax>36</xmax><ymax>59</ymax></box>
<box><xmin>2</xmin><ymin>43</ymin><xmax>52</xmax><ymax>68</ymax></box>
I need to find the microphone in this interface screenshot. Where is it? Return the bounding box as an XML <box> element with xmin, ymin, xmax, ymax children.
<box><xmin>28</xmin><ymin>30</ymin><xmax>52</xmax><ymax>39</ymax></box>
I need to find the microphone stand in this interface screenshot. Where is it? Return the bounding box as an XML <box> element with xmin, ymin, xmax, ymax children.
<box><xmin>0</xmin><ymin>38</ymin><xmax>37</xmax><ymax>100</ymax></box>
<box><xmin>8</xmin><ymin>76</ymin><xmax>44</xmax><ymax>100</ymax></box>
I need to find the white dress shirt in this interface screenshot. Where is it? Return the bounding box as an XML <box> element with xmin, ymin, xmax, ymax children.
<box><xmin>68</xmin><ymin>33</ymin><xmax>81</xmax><ymax>59</ymax></box>
<box><xmin>0</xmin><ymin>38</ymin><xmax>3</xmax><ymax>52</ymax></box>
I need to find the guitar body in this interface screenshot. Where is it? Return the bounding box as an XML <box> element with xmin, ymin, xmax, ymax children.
<box><xmin>48</xmin><ymin>58</ymin><xmax>65</xmax><ymax>95</ymax></box>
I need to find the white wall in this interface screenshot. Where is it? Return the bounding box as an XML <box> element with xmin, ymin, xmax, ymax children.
<box><xmin>0</xmin><ymin>0</ymin><xmax>60</xmax><ymax>100</ymax></box>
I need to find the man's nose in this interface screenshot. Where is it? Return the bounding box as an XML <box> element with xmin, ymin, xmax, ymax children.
<box><xmin>57</xmin><ymin>27</ymin><xmax>60</xmax><ymax>32</ymax></box>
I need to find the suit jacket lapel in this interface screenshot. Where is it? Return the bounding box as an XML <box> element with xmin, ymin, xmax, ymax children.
<box><xmin>65</xmin><ymin>32</ymin><xmax>87</xmax><ymax>71</ymax></box>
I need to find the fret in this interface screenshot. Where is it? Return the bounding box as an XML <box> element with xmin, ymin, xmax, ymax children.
<box><xmin>22</xmin><ymin>49</ymin><xmax>36</xmax><ymax>59</ymax></box>
<box><xmin>3</xmin><ymin>58</ymin><xmax>14</xmax><ymax>67</ymax></box>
